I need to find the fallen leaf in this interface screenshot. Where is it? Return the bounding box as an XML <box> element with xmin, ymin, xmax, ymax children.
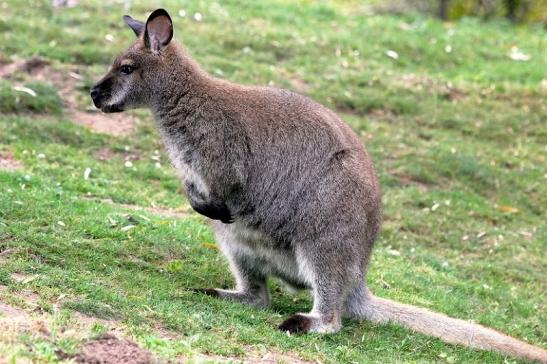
<box><xmin>386</xmin><ymin>50</ymin><xmax>399</xmax><ymax>59</ymax></box>
<box><xmin>202</xmin><ymin>243</ymin><xmax>218</xmax><ymax>250</ymax></box>
<box><xmin>121</xmin><ymin>225</ymin><xmax>135</xmax><ymax>231</ymax></box>
<box><xmin>22</xmin><ymin>275</ymin><xmax>38</xmax><ymax>284</ymax></box>
<box><xmin>13</xmin><ymin>86</ymin><xmax>37</xmax><ymax>97</ymax></box>
<box><xmin>507</xmin><ymin>46</ymin><xmax>530</xmax><ymax>61</ymax></box>
<box><xmin>499</xmin><ymin>205</ymin><xmax>519</xmax><ymax>213</ymax></box>
<box><xmin>387</xmin><ymin>249</ymin><xmax>400</xmax><ymax>256</ymax></box>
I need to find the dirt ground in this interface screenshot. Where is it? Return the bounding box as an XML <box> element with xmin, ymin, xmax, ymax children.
<box><xmin>0</xmin><ymin>284</ymin><xmax>311</xmax><ymax>363</ymax></box>
<box><xmin>0</xmin><ymin>284</ymin><xmax>152</xmax><ymax>363</ymax></box>
<box><xmin>66</xmin><ymin>334</ymin><xmax>155</xmax><ymax>364</ymax></box>
<box><xmin>0</xmin><ymin>151</ymin><xmax>23</xmax><ymax>171</ymax></box>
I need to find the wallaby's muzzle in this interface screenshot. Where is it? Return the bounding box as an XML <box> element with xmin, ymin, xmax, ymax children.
<box><xmin>90</xmin><ymin>77</ymin><xmax>123</xmax><ymax>113</ymax></box>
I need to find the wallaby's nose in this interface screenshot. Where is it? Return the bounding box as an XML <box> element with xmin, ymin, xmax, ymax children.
<box><xmin>90</xmin><ymin>87</ymin><xmax>100</xmax><ymax>101</ymax></box>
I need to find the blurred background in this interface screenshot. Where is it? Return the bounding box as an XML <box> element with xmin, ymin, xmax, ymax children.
<box><xmin>370</xmin><ymin>0</ymin><xmax>547</xmax><ymax>23</ymax></box>
<box><xmin>0</xmin><ymin>1</ymin><xmax>545</xmax><ymax>363</ymax></box>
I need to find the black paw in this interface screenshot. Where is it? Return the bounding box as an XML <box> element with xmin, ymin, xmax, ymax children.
<box><xmin>220</xmin><ymin>215</ymin><xmax>234</xmax><ymax>224</ymax></box>
<box><xmin>190</xmin><ymin>288</ymin><xmax>219</xmax><ymax>297</ymax></box>
<box><xmin>278</xmin><ymin>314</ymin><xmax>312</xmax><ymax>334</ymax></box>
<box><xmin>191</xmin><ymin>201</ymin><xmax>234</xmax><ymax>224</ymax></box>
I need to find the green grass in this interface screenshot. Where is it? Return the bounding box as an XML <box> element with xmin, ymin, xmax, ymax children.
<box><xmin>0</xmin><ymin>0</ymin><xmax>545</xmax><ymax>363</ymax></box>
<box><xmin>0</xmin><ymin>80</ymin><xmax>63</xmax><ymax>115</ymax></box>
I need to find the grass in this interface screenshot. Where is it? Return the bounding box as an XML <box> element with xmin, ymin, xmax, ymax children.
<box><xmin>0</xmin><ymin>0</ymin><xmax>545</xmax><ymax>363</ymax></box>
<box><xmin>0</xmin><ymin>80</ymin><xmax>63</xmax><ymax>115</ymax></box>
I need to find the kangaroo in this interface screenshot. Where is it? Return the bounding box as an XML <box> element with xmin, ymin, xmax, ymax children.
<box><xmin>90</xmin><ymin>9</ymin><xmax>547</xmax><ymax>363</ymax></box>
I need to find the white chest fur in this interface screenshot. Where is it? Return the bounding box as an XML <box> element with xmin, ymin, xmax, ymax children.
<box><xmin>163</xmin><ymin>138</ymin><xmax>210</xmax><ymax>198</ymax></box>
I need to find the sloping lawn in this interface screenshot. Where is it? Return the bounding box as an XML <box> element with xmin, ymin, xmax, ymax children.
<box><xmin>0</xmin><ymin>1</ymin><xmax>545</xmax><ymax>363</ymax></box>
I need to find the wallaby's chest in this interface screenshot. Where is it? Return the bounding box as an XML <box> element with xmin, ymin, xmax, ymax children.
<box><xmin>163</xmin><ymin>137</ymin><xmax>210</xmax><ymax>198</ymax></box>
<box><xmin>159</xmin><ymin>128</ymin><xmax>235</xmax><ymax>223</ymax></box>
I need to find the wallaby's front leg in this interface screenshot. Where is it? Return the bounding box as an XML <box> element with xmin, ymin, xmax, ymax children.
<box><xmin>186</xmin><ymin>181</ymin><xmax>233</xmax><ymax>223</ymax></box>
<box><xmin>195</xmin><ymin>227</ymin><xmax>270</xmax><ymax>308</ymax></box>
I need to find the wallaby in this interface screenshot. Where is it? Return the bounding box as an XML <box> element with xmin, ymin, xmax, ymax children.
<box><xmin>90</xmin><ymin>9</ymin><xmax>547</xmax><ymax>363</ymax></box>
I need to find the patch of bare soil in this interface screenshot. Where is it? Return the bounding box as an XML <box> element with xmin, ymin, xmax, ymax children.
<box><xmin>0</xmin><ymin>301</ymin><xmax>30</xmax><ymax>323</ymax></box>
<box><xmin>0</xmin><ymin>151</ymin><xmax>23</xmax><ymax>171</ymax></box>
<box><xmin>94</xmin><ymin>147</ymin><xmax>117</xmax><ymax>161</ymax></box>
<box><xmin>0</xmin><ymin>286</ymin><xmax>146</xmax><ymax>362</ymax></box>
<box><xmin>72</xmin><ymin>110</ymin><xmax>135</xmax><ymax>137</ymax></box>
<box><xmin>70</xmin><ymin>334</ymin><xmax>154</xmax><ymax>364</ymax></box>
<box><xmin>0</xmin><ymin>57</ymin><xmax>50</xmax><ymax>78</ymax></box>
<box><xmin>0</xmin><ymin>57</ymin><xmax>135</xmax><ymax>137</ymax></box>
<box><xmin>0</xmin><ymin>289</ymin><xmax>48</xmax><ymax>344</ymax></box>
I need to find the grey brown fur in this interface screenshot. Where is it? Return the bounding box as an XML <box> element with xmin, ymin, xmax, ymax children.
<box><xmin>90</xmin><ymin>9</ymin><xmax>547</xmax><ymax>362</ymax></box>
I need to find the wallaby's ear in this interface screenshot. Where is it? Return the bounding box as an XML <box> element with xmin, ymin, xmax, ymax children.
<box><xmin>123</xmin><ymin>15</ymin><xmax>145</xmax><ymax>37</ymax></box>
<box><xmin>144</xmin><ymin>9</ymin><xmax>173</xmax><ymax>53</ymax></box>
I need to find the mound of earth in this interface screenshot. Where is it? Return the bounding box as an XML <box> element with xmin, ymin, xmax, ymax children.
<box><xmin>0</xmin><ymin>151</ymin><xmax>23</xmax><ymax>171</ymax></box>
<box><xmin>71</xmin><ymin>334</ymin><xmax>154</xmax><ymax>364</ymax></box>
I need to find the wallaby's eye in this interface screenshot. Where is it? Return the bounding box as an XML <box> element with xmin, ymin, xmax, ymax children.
<box><xmin>119</xmin><ymin>65</ymin><xmax>135</xmax><ymax>75</ymax></box>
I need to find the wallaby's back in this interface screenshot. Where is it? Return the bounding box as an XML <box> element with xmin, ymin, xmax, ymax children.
<box><xmin>202</xmin><ymin>81</ymin><xmax>382</xmax><ymax>246</ymax></box>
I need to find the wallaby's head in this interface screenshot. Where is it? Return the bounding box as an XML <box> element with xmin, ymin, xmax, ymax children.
<box><xmin>90</xmin><ymin>9</ymin><xmax>175</xmax><ymax>113</ymax></box>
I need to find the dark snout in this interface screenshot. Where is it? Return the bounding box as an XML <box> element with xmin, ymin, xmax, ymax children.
<box><xmin>89</xmin><ymin>77</ymin><xmax>122</xmax><ymax>113</ymax></box>
<box><xmin>90</xmin><ymin>86</ymin><xmax>101</xmax><ymax>106</ymax></box>
<box><xmin>90</xmin><ymin>77</ymin><xmax>111</xmax><ymax>108</ymax></box>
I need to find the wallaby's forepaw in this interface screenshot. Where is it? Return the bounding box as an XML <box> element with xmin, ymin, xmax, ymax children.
<box><xmin>220</xmin><ymin>215</ymin><xmax>234</xmax><ymax>224</ymax></box>
<box><xmin>278</xmin><ymin>314</ymin><xmax>313</xmax><ymax>334</ymax></box>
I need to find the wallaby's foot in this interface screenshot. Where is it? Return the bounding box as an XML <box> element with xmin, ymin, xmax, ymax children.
<box><xmin>278</xmin><ymin>313</ymin><xmax>341</xmax><ymax>334</ymax></box>
<box><xmin>193</xmin><ymin>288</ymin><xmax>270</xmax><ymax>308</ymax></box>
<box><xmin>278</xmin><ymin>314</ymin><xmax>312</xmax><ymax>333</ymax></box>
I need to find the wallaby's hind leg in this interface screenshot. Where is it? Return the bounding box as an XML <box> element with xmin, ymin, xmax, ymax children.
<box><xmin>278</xmin><ymin>282</ymin><xmax>344</xmax><ymax>333</ymax></box>
<box><xmin>278</xmin><ymin>245</ymin><xmax>360</xmax><ymax>334</ymax></box>
<box><xmin>343</xmin><ymin>282</ymin><xmax>371</xmax><ymax>319</ymax></box>
<box><xmin>195</xmin><ymin>225</ymin><xmax>270</xmax><ymax>308</ymax></box>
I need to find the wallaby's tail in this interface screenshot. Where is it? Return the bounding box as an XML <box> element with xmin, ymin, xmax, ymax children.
<box><xmin>363</xmin><ymin>293</ymin><xmax>547</xmax><ymax>363</ymax></box>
